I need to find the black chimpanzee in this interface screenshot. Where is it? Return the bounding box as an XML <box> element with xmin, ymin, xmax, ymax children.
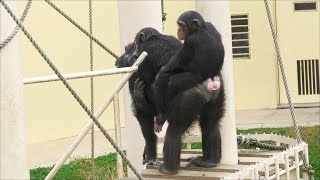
<box><xmin>151</xmin><ymin>11</ymin><xmax>225</xmax><ymax>174</ymax></box>
<box><xmin>115</xmin><ymin>27</ymin><xmax>182</xmax><ymax>165</ymax></box>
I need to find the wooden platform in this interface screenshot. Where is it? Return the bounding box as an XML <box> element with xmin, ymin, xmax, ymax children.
<box><xmin>118</xmin><ymin>134</ymin><xmax>306</xmax><ymax>180</ymax></box>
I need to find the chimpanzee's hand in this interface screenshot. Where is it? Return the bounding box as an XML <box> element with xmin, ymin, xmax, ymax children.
<box><xmin>154</xmin><ymin>113</ymin><xmax>166</xmax><ymax>133</ymax></box>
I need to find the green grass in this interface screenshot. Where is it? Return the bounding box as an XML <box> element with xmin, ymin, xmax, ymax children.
<box><xmin>30</xmin><ymin>126</ymin><xmax>319</xmax><ymax>179</ymax></box>
<box><xmin>30</xmin><ymin>152</ymin><xmax>128</xmax><ymax>180</ymax></box>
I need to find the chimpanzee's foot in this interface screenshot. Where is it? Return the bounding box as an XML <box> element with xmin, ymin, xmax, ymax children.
<box><xmin>186</xmin><ymin>156</ymin><xmax>218</xmax><ymax>167</ymax></box>
<box><xmin>158</xmin><ymin>163</ymin><xmax>179</xmax><ymax>175</ymax></box>
<box><xmin>142</xmin><ymin>158</ymin><xmax>160</xmax><ymax>166</ymax></box>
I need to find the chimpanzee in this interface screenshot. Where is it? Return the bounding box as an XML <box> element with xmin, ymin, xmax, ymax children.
<box><xmin>115</xmin><ymin>27</ymin><xmax>182</xmax><ymax>165</ymax></box>
<box><xmin>151</xmin><ymin>11</ymin><xmax>225</xmax><ymax>174</ymax></box>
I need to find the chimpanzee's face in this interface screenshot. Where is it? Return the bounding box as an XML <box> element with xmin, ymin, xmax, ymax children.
<box><xmin>177</xmin><ymin>22</ymin><xmax>187</xmax><ymax>40</ymax></box>
<box><xmin>115</xmin><ymin>43</ymin><xmax>136</xmax><ymax>68</ymax></box>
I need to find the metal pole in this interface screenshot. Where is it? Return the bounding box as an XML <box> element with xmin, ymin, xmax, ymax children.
<box><xmin>0</xmin><ymin>1</ymin><xmax>29</xmax><ymax>178</ymax></box>
<box><xmin>117</xmin><ymin>0</ymin><xmax>162</xmax><ymax>177</ymax></box>
<box><xmin>113</xmin><ymin>93</ymin><xmax>123</xmax><ymax>178</ymax></box>
<box><xmin>24</xmin><ymin>67</ymin><xmax>138</xmax><ymax>85</ymax></box>
<box><xmin>45</xmin><ymin>52</ymin><xmax>147</xmax><ymax>180</ymax></box>
<box><xmin>195</xmin><ymin>0</ymin><xmax>238</xmax><ymax>164</ymax></box>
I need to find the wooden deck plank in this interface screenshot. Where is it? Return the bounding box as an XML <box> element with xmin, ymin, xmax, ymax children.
<box><xmin>141</xmin><ymin>169</ymin><xmax>232</xmax><ymax>180</ymax></box>
<box><xmin>146</xmin><ymin>163</ymin><xmax>247</xmax><ymax>173</ymax></box>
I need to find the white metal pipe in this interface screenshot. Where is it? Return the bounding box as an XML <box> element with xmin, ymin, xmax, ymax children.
<box><xmin>24</xmin><ymin>67</ymin><xmax>138</xmax><ymax>85</ymax></box>
<box><xmin>294</xmin><ymin>148</ymin><xmax>300</xmax><ymax>179</ymax></box>
<box><xmin>0</xmin><ymin>1</ymin><xmax>29</xmax><ymax>179</ymax></box>
<box><xmin>239</xmin><ymin>173</ymin><xmax>244</xmax><ymax>180</ymax></box>
<box><xmin>254</xmin><ymin>166</ymin><xmax>259</xmax><ymax>179</ymax></box>
<box><xmin>45</xmin><ymin>52</ymin><xmax>147</xmax><ymax>180</ymax></box>
<box><xmin>113</xmin><ymin>93</ymin><xmax>123</xmax><ymax>178</ymax></box>
<box><xmin>284</xmin><ymin>152</ymin><xmax>290</xmax><ymax>179</ymax></box>
<box><xmin>249</xmin><ymin>166</ymin><xmax>255</xmax><ymax>180</ymax></box>
<box><xmin>118</xmin><ymin>0</ymin><xmax>162</xmax><ymax>177</ymax></box>
<box><xmin>195</xmin><ymin>0</ymin><xmax>238</xmax><ymax>165</ymax></box>
<box><xmin>264</xmin><ymin>161</ymin><xmax>270</xmax><ymax>180</ymax></box>
<box><xmin>187</xmin><ymin>143</ymin><xmax>192</xmax><ymax>150</ymax></box>
<box><xmin>302</xmin><ymin>143</ymin><xmax>309</xmax><ymax>179</ymax></box>
<box><xmin>274</xmin><ymin>156</ymin><xmax>280</xmax><ymax>180</ymax></box>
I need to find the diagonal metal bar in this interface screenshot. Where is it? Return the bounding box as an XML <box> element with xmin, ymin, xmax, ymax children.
<box><xmin>45</xmin><ymin>63</ymin><xmax>145</xmax><ymax>179</ymax></box>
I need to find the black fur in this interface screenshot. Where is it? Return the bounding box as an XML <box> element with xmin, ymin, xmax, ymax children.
<box><xmin>151</xmin><ymin>11</ymin><xmax>225</xmax><ymax>174</ymax></box>
<box><xmin>115</xmin><ymin>27</ymin><xmax>182</xmax><ymax>164</ymax></box>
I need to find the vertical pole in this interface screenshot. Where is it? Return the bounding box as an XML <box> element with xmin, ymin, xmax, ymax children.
<box><xmin>195</xmin><ymin>0</ymin><xmax>238</xmax><ymax>164</ymax></box>
<box><xmin>113</xmin><ymin>93</ymin><xmax>123</xmax><ymax>178</ymax></box>
<box><xmin>284</xmin><ymin>152</ymin><xmax>290</xmax><ymax>179</ymax></box>
<box><xmin>294</xmin><ymin>148</ymin><xmax>300</xmax><ymax>179</ymax></box>
<box><xmin>117</xmin><ymin>1</ymin><xmax>162</xmax><ymax>177</ymax></box>
<box><xmin>302</xmin><ymin>143</ymin><xmax>309</xmax><ymax>179</ymax></box>
<box><xmin>0</xmin><ymin>1</ymin><xmax>29</xmax><ymax>179</ymax></box>
<box><xmin>264</xmin><ymin>161</ymin><xmax>270</xmax><ymax>180</ymax></box>
<box><xmin>275</xmin><ymin>156</ymin><xmax>280</xmax><ymax>180</ymax></box>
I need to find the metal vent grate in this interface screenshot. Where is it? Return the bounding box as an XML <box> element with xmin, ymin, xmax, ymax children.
<box><xmin>231</xmin><ymin>14</ymin><xmax>250</xmax><ymax>59</ymax></box>
<box><xmin>297</xmin><ymin>59</ymin><xmax>320</xmax><ymax>95</ymax></box>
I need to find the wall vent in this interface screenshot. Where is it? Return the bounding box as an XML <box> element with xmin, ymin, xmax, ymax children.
<box><xmin>231</xmin><ymin>14</ymin><xmax>250</xmax><ymax>59</ymax></box>
<box><xmin>294</xmin><ymin>2</ymin><xmax>317</xmax><ymax>11</ymax></box>
<box><xmin>297</xmin><ymin>59</ymin><xmax>319</xmax><ymax>95</ymax></box>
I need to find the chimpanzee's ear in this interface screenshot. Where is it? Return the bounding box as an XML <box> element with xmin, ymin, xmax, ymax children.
<box><xmin>192</xmin><ymin>19</ymin><xmax>201</xmax><ymax>29</ymax></box>
<box><xmin>139</xmin><ymin>32</ymin><xmax>145</xmax><ymax>43</ymax></box>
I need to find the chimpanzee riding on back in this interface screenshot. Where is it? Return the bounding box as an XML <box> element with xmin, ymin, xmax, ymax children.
<box><xmin>152</xmin><ymin>11</ymin><xmax>226</xmax><ymax>175</ymax></box>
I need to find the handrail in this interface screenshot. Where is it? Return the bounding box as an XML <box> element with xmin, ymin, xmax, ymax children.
<box><xmin>24</xmin><ymin>67</ymin><xmax>138</xmax><ymax>85</ymax></box>
<box><xmin>45</xmin><ymin>52</ymin><xmax>147</xmax><ymax>180</ymax></box>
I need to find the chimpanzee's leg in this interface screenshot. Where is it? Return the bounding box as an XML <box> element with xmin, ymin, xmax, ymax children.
<box><xmin>187</xmin><ymin>87</ymin><xmax>225</xmax><ymax>167</ymax></box>
<box><xmin>132</xmin><ymin>78</ymin><xmax>158</xmax><ymax>164</ymax></box>
<box><xmin>158</xmin><ymin>87</ymin><xmax>209</xmax><ymax>174</ymax></box>
<box><xmin>135</xmin><ymin>111</ymin><xmax>158</xmax><ymax>164</ymax></box>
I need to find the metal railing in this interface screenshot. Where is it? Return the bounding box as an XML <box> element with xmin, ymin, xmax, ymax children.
<box><xmin>22</xmin><ymin>52</ymin><xmax>147</xmax><ymax>180</ymax></box>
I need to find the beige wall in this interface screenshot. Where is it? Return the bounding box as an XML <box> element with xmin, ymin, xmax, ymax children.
<box><xmin>17</xmin><ymin>0</ymin><xmax>196</xmax><ymax>144</ymax></box>
<box><xmin>230</xmin><ymin>0</ymin><xmax>279</xmax><ymax>110</ymax></box>
<box><xmin>16</xmin><ymin>0</ymin><xmax>317</xmax><ymax>144</ymax></box>
<box><xmin>18</xmin><ymin>1</ymin><xmax>123</xmax><ymax>144</ymax></box>
<box><xmin>276</xmin><ymin>0</ymin><xmax>320</xmax><ymax>104</ymax></box>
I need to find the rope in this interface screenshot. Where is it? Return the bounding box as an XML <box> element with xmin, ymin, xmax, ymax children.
<box><xmin>237</xmin><ymin>135</ymin><xmax>286</xmax><ymax>151</ymax></box>
<box><xmin>43</xmin><ymin>0</ymin><xmax>118</xmax><ymax>59</ymax></box>
<box><xmin>0</xmin><ymin>1</ymin><xmax>143</xmax><ymax>179</ymax></box>
<box><xmin>263</xmin><ymin>0</ymin><xmax>314</xmax><ymax>179</ymax></box>
<box><xmin>161</xmin><ymin>0</ymin><xmax>166</xmax><ymax>32</ymax></box>
<box><xmin>161</xmin><ymin>0</ymin><xmax>167</xmax><ymax>22</ymax></box>
<box><xmin>88</xmin><ymin>0</ymin><xmax>95</xmax><ymax>179</ymax></box>
<box><xmin>0</xmin><ymin>0</ymin><xmax>32</xmax><ymax>49</ymax></box>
